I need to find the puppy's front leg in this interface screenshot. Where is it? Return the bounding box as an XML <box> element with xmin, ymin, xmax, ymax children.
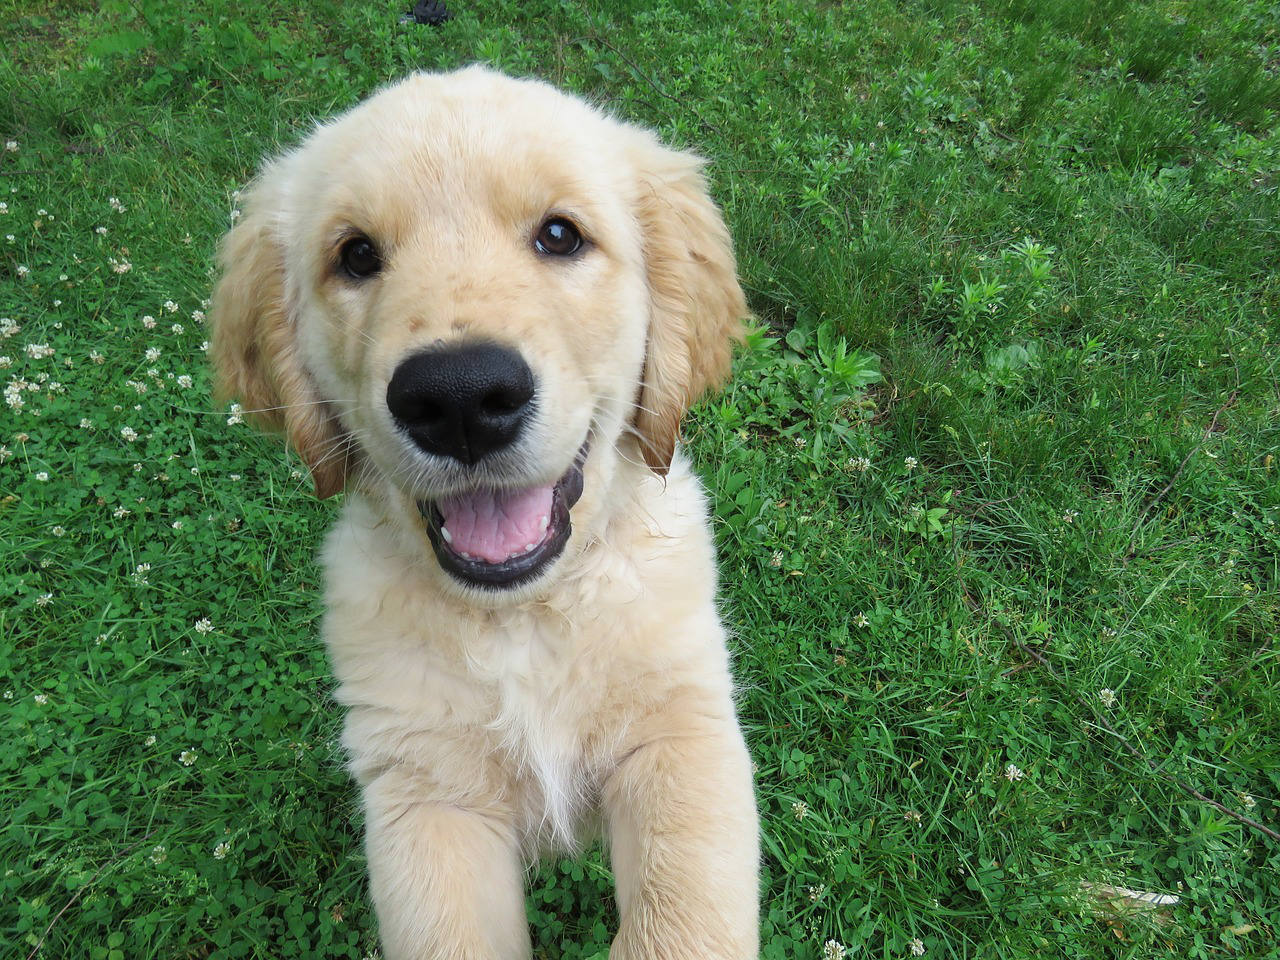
<box><xmin>362</xmin><ymin>773</ymin><xmax>530</xmax><ymax>960</ymax></box>
<box><xmin>604</xmin><ymin>711</ymin><xmax>760</xmax><ymax>960</ymax></box>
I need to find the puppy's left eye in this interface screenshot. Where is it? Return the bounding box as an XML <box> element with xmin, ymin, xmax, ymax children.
<box><xmin>534</xmin><ymin>217</ymin><xmax>583</xmax><ymax>257</ymax></box>
<box><xmin>340</xmin><ymin>236</ymin><xmax>382</xmax><ymax>279</ymax></box>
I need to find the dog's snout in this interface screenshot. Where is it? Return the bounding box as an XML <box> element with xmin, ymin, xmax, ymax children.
<box><xmin>386</xmin><ymin>342</ymin><xmax>535</xmax><ymax>465</ymax></box>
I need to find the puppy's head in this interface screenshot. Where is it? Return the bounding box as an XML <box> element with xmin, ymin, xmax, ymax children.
<box><xmin>211</xmin><ymin>67</ymin><xmax>745</xmax><ymax>597</ymax></box>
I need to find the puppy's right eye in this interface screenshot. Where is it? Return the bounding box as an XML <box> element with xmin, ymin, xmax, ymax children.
<box><xmin>340</xmin><ymin>236</ymin><xmax>382</xmax><ymax>279</ymax></box>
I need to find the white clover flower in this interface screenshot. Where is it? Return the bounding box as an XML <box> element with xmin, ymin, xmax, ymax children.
<box><xmin>808</xmin><ymin>883</ymin><xmax>826</xmax><ymax>902</ymax></box>
<box><xmin>25</xmin><ymin>343</ymin><xmax>53</xmax><ymax>359</ymax></box>
<box><xmin>171</xmin><ymin>520</ymin><xmax>184</xmax><ymax>530</ymax></box>
<box><xmin>79</xmin><ymin>418</ymin><xmax>93</xmax><ymax>429</ymax></box>
<box><xmin>847</xmin><ymin>455</ymin><xmax>871</xmax><ymax>472</ymax></box>
<box><xmin>909</xmin><ymin>938</ymin><xmax>926</xmax><ymax>956</ymax></box>
<box><xmin>770</xmin><ymin>550</ymin><xmax>783</xmax><ymax>568</ymax></box>
<box><xmin>191</xmin><ymin>309</ymin><xmax>205</xmax><ymax>323</ymax></box>
<box><xmin>176</xmin><ymin>374</ymin><xmax>193</xmax><ymax>389</ymax></box>
<box><xmin>1004</xmin><ymin>763</ymin><xmax>1025</xmax><ymax>782</ymax></box>
<box><xmin>51</xmin><ymin>525</ymin><xmax>66</xmax><ymax>537</ymax></box>
<box><xmin>171</xmin><ymin>323</ymin><xmax>184</xmax><ymax>335</ymax></box>
<box><xmin>0</xmin><ymin>357</ymin><xmax>9</xmax><ymax>369</ymax></box>
<box><xmin>34</xmin><ymin>471</ymin><xmax>49</xmax><ymax>482</ymax></box>
<box><xmin>1062</xmin><ymin>509</ymin><xmax>1079</xmax><ymax>523</ymax></box>
<box><xmin>213</xmin><ymin>842</ymin><xmax>230</xmax><ymax>860</ymax></box>
<box><xmin>853</xmin><ymin>612</ymin><xmax>870</xmax><ymax>627</ymax></box>
<box><xmin>226</xmin><ymin>403</ymin><xmax>244</xmax><ymax>426</ymax></box>
<box><xmin>109</xmin><ymin>196</ymin><xmax>126</xmax><ymax>213</ymax></box>
<box><xmin>200</xmin><ymin>340</ymin><xmax>209</xmax><ymax>352</ymax></box>
<box><xmin>95</xmin><ymin>226</ymin><xmax>108</xmax><ymax>236</ymax></box>
<box><xmin>904</xmin><ymin>456</ymin><xmax>919</xmax><ymax>471</ymax></box>
<box><xmin>34</xmin><ymin>693</ymin><xmax>49</xmax><ymax>704</ymax></box>
<box><xmin>791</xmin><ymin>800</ymin><xmax>808</xmax><ymax>820</ymax></box>
<box><xmin>108</xmin><ymin>257</ymin><xmax>132</xmax><ymax>274</ymax></box>
<box><xmin>0</xmin><ymin>445</ymin><xmax>11</xmax><ymax>463</ymax></box>
<box><xmin>0</xmin><ymin>201</ymin><xmax>6</xmax><ymax>213</ymax></box>
<box><xmin>120</xmin><ymin>426</ymin><xmax>139</xmax><ymax>442</ymax></box>
<box><xmin>823</xmin><ymin>941</ymin><xmax>847</xmax><ymax>960</ymax></box>
<box><xmin>90</xmin><ymin>350</ymin><xmax>105</xmax><ymax>364</ymax></box>
<box><xmin>2</xmin><ymin>690</ymin><xmax>11</xmax><ymax>699</ymax></box>
<box><xmin>15</xmin><ymin>264</ymin><xmax>28</xmax><ymax>277</ymax></box>
<box><xmin>144</xmin><ymin>734</ymin><xmax>157</xmax><ymax>747</ymax></box>
<box><xmin>904</xmin><ymin>809</ymin><xmax>923</xmax><ymax>825</ymax></box>
<box><xmin>1241</xmin><ymin>793</ymin><xmax>1257</xmax><ymax>810</ymax></box>
<box><xmin>163</xmin><ymin>300</ymin><xmax>178</xmax><ymax>314</ymax></box>
<box><xmin>1098</xmin><ymin>688</ymin><xmax>1117</xmax><ymax>708</ymax></box>
<box><xmin>194</xmin><ymin>618</ymin><xmax>214</xmax><ymax>634</ymax></box>
<box><xmin>141</xmin><ymin>315</ymin><xmax>157</xmax><ymax>329</ymax></box>
<box><xmin>145</xmin><ymin>346</ymin><xmax>161</xmax><ymax>362</ymax></box>
<box><xmin>150</xmin><ymin>845</ymin><xmax>167</xmax><ymax>864</ymax></box>
<box><xmin>35</xmin><ymin>593</ymin><xmax>53</xmax><ymax>607</ymax></box>
<box><xmin>179</xmin><ymin>749</ymin><xmax>197</xmax><ymax>766</ymax></box>
<box><xmin>112</xmin><ymin>506</ymin><xmax>131</xmax><ymax>519</ymax></box>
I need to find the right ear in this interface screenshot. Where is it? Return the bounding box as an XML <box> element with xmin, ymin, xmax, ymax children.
<box><xmin>209</xmin><ymin>176</ymin><xmax>351</xmax><ymax>499</ymax></box>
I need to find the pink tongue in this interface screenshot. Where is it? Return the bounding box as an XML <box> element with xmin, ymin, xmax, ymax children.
<box><xmin>437</xmin><ymin>484</ymin><xmax>554</xmax><ymax>563</ymax></box>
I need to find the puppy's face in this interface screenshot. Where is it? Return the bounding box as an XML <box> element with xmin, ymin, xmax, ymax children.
<box><xmin>211</xmin><ymin>68</ymin><xmax>744</xmax><ymax>600</ymax></box>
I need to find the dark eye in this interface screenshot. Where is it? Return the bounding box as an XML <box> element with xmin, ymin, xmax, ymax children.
<box><xmin>534</xmin><ymin>217</ymin><xmax>583</xmax><ymax>257</ymax></box>
<box><xmin>339</xmin><ymin>236</ymin><xmax>381</xmax><ymax>278</ymax></box>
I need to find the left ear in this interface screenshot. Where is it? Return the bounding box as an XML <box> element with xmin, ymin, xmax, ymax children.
<box><xmin>631</xmin><ymin>135</ymin><xmax>747</xmax><ymax>474</ymax></box>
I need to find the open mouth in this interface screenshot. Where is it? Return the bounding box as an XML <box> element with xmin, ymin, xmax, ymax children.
<box><xmin>417</xmin><ymin>442</ymin><xmax>588</xmax><ymax>589</ymax></box>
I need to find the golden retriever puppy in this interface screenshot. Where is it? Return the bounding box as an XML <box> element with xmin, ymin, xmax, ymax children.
<box><xmin>210</xmin><ymin>66</ymin><xmax>758</xmax><ymax>960</ymax></box>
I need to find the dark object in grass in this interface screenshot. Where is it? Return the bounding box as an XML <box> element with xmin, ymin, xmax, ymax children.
<box><xmin>409</xmin><ymin>0</ymin><xmax>451</xmax><ymax>25</ymax></box>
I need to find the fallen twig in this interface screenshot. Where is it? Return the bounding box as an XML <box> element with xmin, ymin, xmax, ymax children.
<box><xmin>26</xmin><ymin>832</ymin><xmax>155</xmax><ymax>960</ymax></box>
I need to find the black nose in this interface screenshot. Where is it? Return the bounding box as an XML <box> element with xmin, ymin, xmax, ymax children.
<box><xmin>386</xmin><ymin>342</ymin><xmax>535</xmax><ymax>465</ymax></box>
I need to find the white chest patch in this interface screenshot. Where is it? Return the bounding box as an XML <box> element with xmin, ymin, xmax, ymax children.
<box><xmin>471</xmin><ymin>616</ymin><xmax>595</xmax><ymax>853</ymax></box>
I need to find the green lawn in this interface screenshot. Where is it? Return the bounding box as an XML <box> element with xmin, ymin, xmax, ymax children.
<box><xmin>2</xmin><ymin>0</ymin><xmax>1278</xmax><ymax>957</ymax></box>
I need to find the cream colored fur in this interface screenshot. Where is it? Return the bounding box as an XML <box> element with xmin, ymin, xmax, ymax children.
<box><xmin>210</xmin><ymin>66</ymin><xmax>758</xmax><ymax>960</ymax></box>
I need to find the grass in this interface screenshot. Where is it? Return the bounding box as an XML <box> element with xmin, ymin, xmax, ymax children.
<box><xmin>2</xmin><ymin>0</ymin><xmax>1278</xmax><ymax>957</ymax></box>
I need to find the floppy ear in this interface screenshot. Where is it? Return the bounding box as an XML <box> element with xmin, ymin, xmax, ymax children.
<box><xmin>209</xmin><ymin>177</ymin><xmax>351</xmax><ymax>499</ymax></box>
<box><xmin>632</xmin><ymin>140</ymin><xmax>747</xmax><ymax>475</ymax></box>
